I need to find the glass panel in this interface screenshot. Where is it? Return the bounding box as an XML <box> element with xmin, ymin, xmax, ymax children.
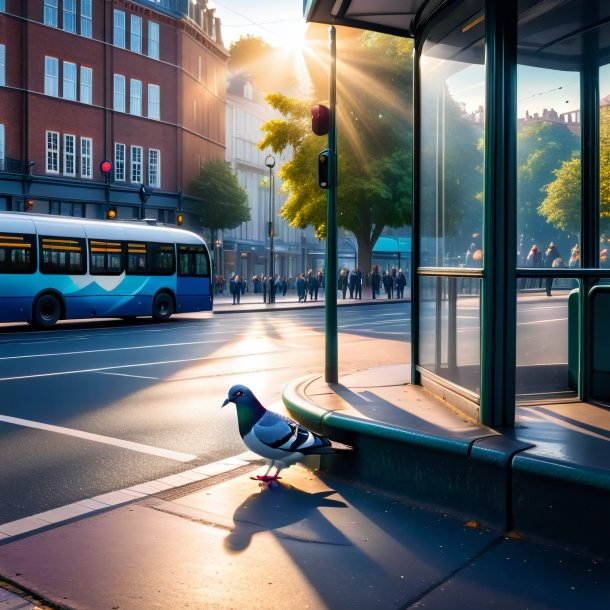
<box><xmin>419</xmin><ymin>3</ymin><xmax>485</xmax><ymax>268</ymax></box>
<box><xmin>516</xmin><ymin>279</ymin><xmax>575</xmax><ymax>399</ymax></box>
<box><xmin>419</xmin><ymin>275</ymin><xmax>481</xmax><ymax>394</ymax></box>
<box><xmin>600</xmin><ymin>64</ymin><xmax>610</xmax><ymax>256</ymax></box>
<box><xmin>516</xmin><ymin>65</ymin><xmax>581</xmax><ymax>270</ymax></box>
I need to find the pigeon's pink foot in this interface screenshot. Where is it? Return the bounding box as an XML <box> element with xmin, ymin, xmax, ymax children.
<box><xmin>251</xmin><ymin>475</ymin><xmax>282</xmax><ymax>483</ymax></box>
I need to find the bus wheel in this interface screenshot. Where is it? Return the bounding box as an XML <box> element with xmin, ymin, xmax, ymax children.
<box><xmin>152</xmin><ymin>293</ymin><xmax>173</xmax><ymax>321</ymax></box>
<box><xmin>33</xmin><ymin>294</ymin><xmax>61</xmax><ymax>327</ymax></box>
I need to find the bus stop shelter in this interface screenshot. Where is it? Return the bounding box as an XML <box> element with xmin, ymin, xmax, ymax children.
<box><xmin>305</xmin><ymin>0</ymin><xmax>610</xmax><ymax>428</ymax></box>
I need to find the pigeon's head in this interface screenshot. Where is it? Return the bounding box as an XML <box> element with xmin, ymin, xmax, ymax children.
<box><xmin>222</xmin><ymin>384</ymin><xmax>255</xmax><ymax>408</ymax></box>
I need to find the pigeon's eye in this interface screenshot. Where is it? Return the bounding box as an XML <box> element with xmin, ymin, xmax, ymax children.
<box><xmin>235</xmin><ymin>391</ymin><xmax>243</xmax><ymax>398</ymax></box>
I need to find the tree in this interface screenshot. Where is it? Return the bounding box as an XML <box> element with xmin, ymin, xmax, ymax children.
<box><xmin>190</xmin><ymin>160</ymin><xmax>250</xmax><ymax>238</ymax></box>
<box><xmin>259</xmin><ymin>31</ymin><xmax>413</xmax><ymax>274</ymax></box>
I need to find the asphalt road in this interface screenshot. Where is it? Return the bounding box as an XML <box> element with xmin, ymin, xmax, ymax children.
<box><xmin>0</xmin><ymin>303</ymin><xmax>409</xmax><ymax>525</ymax></box>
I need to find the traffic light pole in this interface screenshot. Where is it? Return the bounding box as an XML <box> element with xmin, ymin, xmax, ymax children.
<box><xmin>325</xmin><ymin>25</ymin><xmax>338</xmax><ymax>384</ymax></box>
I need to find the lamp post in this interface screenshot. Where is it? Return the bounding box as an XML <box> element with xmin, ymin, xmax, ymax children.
<box><xmin>265</xmin><ymin>154</ymin><xmax>276</xmax><ymax>303</ymax></box>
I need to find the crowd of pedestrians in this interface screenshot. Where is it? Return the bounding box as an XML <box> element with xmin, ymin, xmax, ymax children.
<box><xmin>217</xmin><ymin>265</ymin><xmax>408</xmax><ymax>305</ymax></box>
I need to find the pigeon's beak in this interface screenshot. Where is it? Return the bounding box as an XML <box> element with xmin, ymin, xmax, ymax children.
<box><xmin>221</xmin><ymin>397</ymin><xmax>232</xmax><ymax>408</ymax></box>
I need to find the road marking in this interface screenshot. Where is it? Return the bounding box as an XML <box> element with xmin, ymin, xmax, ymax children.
<box><xmin>519</xmin><ymin>317</ymin><xmax>567</xmax><ymax>325</ymax></box>
<box><xmin>0</xmin><ymin>415</ymin><xmax>197</xmax><ymax>462</ymax></box>
<box><xmin>0</xmin><ymin>453</ymin><xmax>258</xmax><ymax>542</ymax></box>
<box><xmin>98</xmin><ymin>371</ymin><xmax>159</xmax><ymax>380</ymax></box>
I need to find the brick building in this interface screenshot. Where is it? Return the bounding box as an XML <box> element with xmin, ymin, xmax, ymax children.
<box><xmin>0</xmin><ymin>0</ymin><xmax>227</xmax><ymax>227</ymax></box>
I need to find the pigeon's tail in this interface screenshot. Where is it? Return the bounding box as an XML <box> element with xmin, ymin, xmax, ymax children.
<box><xmin>301</xmin><ymin>440</ymin><xmax>353</xmax><ymax>455</ymax></box>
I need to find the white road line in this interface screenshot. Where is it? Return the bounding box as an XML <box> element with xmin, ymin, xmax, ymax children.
<box><xmin>0</xmin><ymin>453</ymin><xmax>258</xmax><ymax>541</ymax></box>
<box><xmin>97</xmin><ymin>371</ymin><xmax>159</xmax><ymax>380</ymax></box>
<box><xmin>519</xmin><ymin>317</ymin><xmax>568</xmax><ymax>325</ymax></box>
<box><xmin>0</xmin><ymin>415</ymin><xmax>197</xmax><ymax>462</ymax></box>
<box><xmin>0</xmin><ymin>339</ymin><xmax>226</xmax><ymax>361</ymax></box>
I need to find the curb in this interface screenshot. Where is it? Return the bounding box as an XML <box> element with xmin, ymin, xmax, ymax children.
<box><xmin>282</xmin><ymin>374</ymin><xmax>610</xmax><ymax>555</ymax></box>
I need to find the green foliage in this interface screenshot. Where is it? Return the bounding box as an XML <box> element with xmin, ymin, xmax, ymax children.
<box><xmin>228</xmin><ymin>35</ymin><xmax>273</xmax><ymax>75</ymax></box>
<box><xmin>190</xmin><ymin>160</ymin><xmax>250</xmax><ymax>231</ymax></box>
<box><xmin>259</xmin><ymin>32</ymin><xmax>413</xmax><ymax>271</ymax></box>
<box><xmin>539</xmin><ymin>156</ymin><xmax>581</xmax><ymax>233</ymax></box>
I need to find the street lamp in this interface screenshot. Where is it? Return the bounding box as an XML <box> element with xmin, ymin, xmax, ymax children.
<box><xmin>265</xmin><ymin>154</ymin><xmax>276</xmax><ymax>303</ymax></box>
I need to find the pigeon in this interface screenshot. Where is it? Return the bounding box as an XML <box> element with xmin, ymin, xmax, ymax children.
<box><xmin>222</xmin><ymin>384</ymin><xmax>351</xmax><ymax>485</ymax></box>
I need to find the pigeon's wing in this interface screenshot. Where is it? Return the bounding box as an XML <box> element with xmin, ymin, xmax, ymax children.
<box><xmin>253</xmin><ymin>411</ymin><xmax>331</xmax><ymax>453</ymax></box>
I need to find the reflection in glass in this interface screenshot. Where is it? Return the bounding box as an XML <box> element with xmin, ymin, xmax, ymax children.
<box><xmin>599</xmin><ymin>64</ymin><xmax>610</xmax><ymax>262</ymax></box>
<box><xmin>516</xmin><ymin>65</ymin><xmax>581</xmax><ymax>270</ymax></box>
<box><xmin>419</xmin><ymin>276</ymin><xmax>481</xmax><ymax>394</ymax></box>
<box><xmin>419</xmin><ymin>7</ymin><xmax>485</xmax><ymax>268</ymax></box>
<box><xmin>516</xmin><ymin>280</ymin><xmax>575</xmax><ymax>399</ymax></box>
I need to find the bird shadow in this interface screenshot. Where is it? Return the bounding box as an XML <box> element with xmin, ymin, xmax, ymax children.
<box><xmin>224</xmin><ymin>482</ymin><xmax>349</xmax><ymax>553</ymax></box>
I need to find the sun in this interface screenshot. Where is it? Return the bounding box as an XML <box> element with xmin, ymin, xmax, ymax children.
<box><xmin>281</xmin><ymin>20</ymin><xmax>308</xmax><ymax>54</ymax></box>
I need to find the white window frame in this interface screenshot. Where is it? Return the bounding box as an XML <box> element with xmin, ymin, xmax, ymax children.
<box><xmin>148</xmin><ymin>149</ymin><xmax>160</xmax><ymax>188</ymax></box>
<box><xmin>44</xmin><ymin>56</ymin><xmax>59</xmax><ymax>97</ymax></box>
<box><xmin>43</xmin><ymin>0</ymin><xmax>58</xmax><ymax>27</ymax></box>
<box><xmin>80</xmin><ymin>66</ymin><xmax>92</xmax><ymax>104</ymax></box>
<box><xmin>63</xmin><ymin>134</ymin><xmax>76</xmax><ymax>176</ymax></box>
<box><xmin>46</xmin><ymin>130</ymin><xmax>59</xmax><ymax>174</ymax></box>
<box><xmin>80</xmin><ymin>0</ymin><xmax>92</xmax><ymax>38</ymax></box>
<box><xmin>0</xmin><ymin>44</ymin><xmax>5</xmax><ymax>87</ymax></box>
<box><xmin>63</xmin><ymin>61</ymin><xmax>77</xmax><ymax>101</ymax></box>
<box><xmin>113</xmin><ymin>10</ymin><xmax>125</xmax><ymax>48</ymax></box>
<box><xmin>63</xmin><ymin>0</ymin><xmax>76</xmax><ymax>33</ymax></box>
<box><xmin>148</xmin><ymin>84</ymin><xmax>160</xmax><ymax>120</ymax></box>
<box><xmin>130</xmin><ymin>15</ymin><xmax>142</xmax><ymax>53</ymax></box>
<box><xmin>130</xmin><ymin>79</ymin><xmax>142</xmax><ymax>116</ymax></box>
<box><xmin>114</xmin><ymin>74</ymin><xmax>125</xmax><ymax>112</ymax></box>
<box><xmin>114</xmin><ymin>143</ymin><xmax>126</xmax><ymax>181</ymax></box>
<box><xmin>80</xmin><ymin>137</ymin><xmax>92</xmax><ymax>179</ymax></box>
<box><xmin>130</xmin><ymin>145</ymin><xmax>143</xmax><ymax>183</ymax></box>
<box><xmin>148</xmin><ymin>21</ymin><xmax>159</xmax><ymax>60</ymax></box>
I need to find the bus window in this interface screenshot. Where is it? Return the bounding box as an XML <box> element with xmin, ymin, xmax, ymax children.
<box><xmin>178</xmin><ymin>244</ymin><xmax>209</xmax><ymax>276</ymax></box>
<box><xmin>127</xmin><ymin>242</ymin><xmax>147</xmax><ymax>275</ymax></box>
<box><xmin>149</xmin><ymin>242</ymin><xmax>175</xmax><ymax>276</ymax></box>
<box><xmin>39</xmin><ymin>236</ymin><xmax>86</xmax><ymax>274</ymax></box>
<box><xmin>89</xmin><ymin>240</ymin><xmax>125</xmax><ymax>275</ymax></box>
<box><xmin>0</xmin><ymin>233</ymin><xmax>36</xmax><ymax>273</ymax></box>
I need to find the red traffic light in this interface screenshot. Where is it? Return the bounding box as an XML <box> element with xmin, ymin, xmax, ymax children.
<box><xmin>100</xmin><ymin>160</ymin><xmax>113</xmax><ymax>174</ymax></box>
<box><xmin>311</xmin><ymin>104</ymin><xmax>330</xmax><ymax>136</ymax></box>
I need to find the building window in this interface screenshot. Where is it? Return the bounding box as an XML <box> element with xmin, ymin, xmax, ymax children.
<box><xmin>148</xmin><ymin>149</ymin><xmax>160</xmax><ymax>188</ymax></box>
<box><xmin>63</xmin><ymin>61</ymin><xmax>77</xmax><ymax>101</ymax></box>
<box><xmin>46</xmin><ymin>131</ymin><xmax>59</xmax><ymax>173</ymax></box>
<box><xmin>131</xmin><ymin>15</ymin><xmax>142</xmax><ymax>53</ymax></box>
<box><xmin>148</xmin><ymin>22</ymin><xmax>159</xmax><ymax>60</ymax></box>
<box><xmin>115</xmin><ymin>143</ymin><xmax>126</xmax><ymax>181</ymax></box>
<box><xmin>131</xmin><ymin>145</ymin><xmax>143</xmax><ymax>183</ymax></box>
<box><xmin>80</xmin><ymin>66</ymin><xmax>92</xmax><ymax>104</ymax></box>
<box><xmin>113</xmin><ymin>10</ymin><xmax>125</xmax><ymax>48</ymax></box>
<box><xmin>114</xmin><ymin>74</ymin><xmax>125</xmax><ymax>112</ymax></box>
<box><xmin>0</xmin><ymin>44</ymin><xmax>5</xmax><ymax>87</ymax></box>
<box><xmin>44</xmin><ymin>56</ymin><xmax>59</xmax><ymax>97</ymax></box>
<box><xmin>64</xmin><ymin>134</ymin><xmax>76</xmax><ymax>176</ymax></box>
<box><xmin>44</xmin><ymin>0</ymin><xmax>58</xmax><ymax>27</ymax></box>
<box><xmin>130</xmin><ymin>79</ymin><xmax>142</xmax><ymax>116</ymax></box>
<box><xmin>81</xmin><ymin>0</ymin><xmax>92</xmax><ymax>38</ymax></box>
<box><xmin>80</xmin><ymin>137</ymin><xmax>92</xmax><ymax>178</ymax></box>
<box><xmin>148</xmin><ymin>84</ymin><xmax>160</xmax><ymax>120</ymax></box>
<box><xmin>63</xmin><ymin>0</ymin><xmax>76</xmax><ymax>33</ymax></box>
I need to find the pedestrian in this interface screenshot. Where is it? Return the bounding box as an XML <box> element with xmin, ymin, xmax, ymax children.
<box><xmin>262</xmin><ymin>275</ymin><xmax>267</xmax><ymax>303</ymax></box>
<box><xmin>391</xmin><ymin>268</ymin><xmax>398</xmax><ymax>298</ymax></box>
<box><xmin>569</xmin><ymin>244</ymin><xmax>580</xmax><ymax>268</ymax></box>
<box><xmin>338</xmin><ymin>268</ymin><xmax>349</xmax><ymax>299</ymax></box>
<box><xmin>382</xmin><ymin>270</ymin><xmax>393</xmax><ymax>299</ymax></box>
<box><xmin>544</xmin><ymin>242</ymin><xmax>561</xmax><ymax>296</ymax></box>
<box><xmin>354</xmin><ymin>268</ymin><xmax>362</xmax><ymax>299</ymax></box>
<box><xmin>308</xmin><ymin>271</ymin><xmax>319</xmax><ymax>300</ymax></box>
<box><xmin>282</xmin><ymin>276</ymin><xmax>288</xmax><ymax>297</ymax></box>
<box><xmin>229</xmin><ymin>274</ymin><xmax>240</xmax><ymax>305</ymax></box>
<box><xmin>396</xmin><ymin>269</ymin><xmax>406</xmax><ymax>298</ymax></box>
<box><xmin>348</xmin><ymin>269</ymin><xmax>357</xmax><ymax>299</ymax></box>
<box><xmin>296</xmin><ymin>273</ymin><xmax>306</xmax><ymax>302</ymax></box>
<box><xmin>371</xmin><ymin>265</ymin><xmax>381</xmax><ymax>299</ymax></box>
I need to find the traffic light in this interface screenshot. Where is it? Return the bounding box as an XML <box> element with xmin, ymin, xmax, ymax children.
<box><xmin>176</xmin><ymin>213</ymin><xmax>184</xmax><ymax>225</ymax></box>
<box><xmin>106</xmin><ymin>206</ymin><xmax>117</xmax><ymax>220</ymax></box>
<box><xmin>311</xmin><ymin>104</ymin><xmax>330</xmax><ymax>136</ymax></box>
<box><xmin>100</xmin><ymin>160</ymin><xmax>112</xmax><ymax>174</ymax></box>
<box><xmin>318</xmin><ymin>149</ymin><xmax>331</xmax><ymax>189</ymax></box>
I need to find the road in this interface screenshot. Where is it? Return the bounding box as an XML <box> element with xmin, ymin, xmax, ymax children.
<box><xmin>0</xmin><ymin>303</ymin><xmax>409</xmax><ymax>526</ymax></box>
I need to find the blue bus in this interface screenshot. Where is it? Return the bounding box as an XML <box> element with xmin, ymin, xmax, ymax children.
<box><xmin>0</xmin><ymin>211</ymin><xmax>212</xmax><ymax>327</ymax></box>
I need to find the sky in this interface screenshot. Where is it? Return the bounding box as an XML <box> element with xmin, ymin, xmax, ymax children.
<box><xmin>211</xmin><ymin>0</ymin><xmax>308</xmax><ymax>49</ymax></box>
